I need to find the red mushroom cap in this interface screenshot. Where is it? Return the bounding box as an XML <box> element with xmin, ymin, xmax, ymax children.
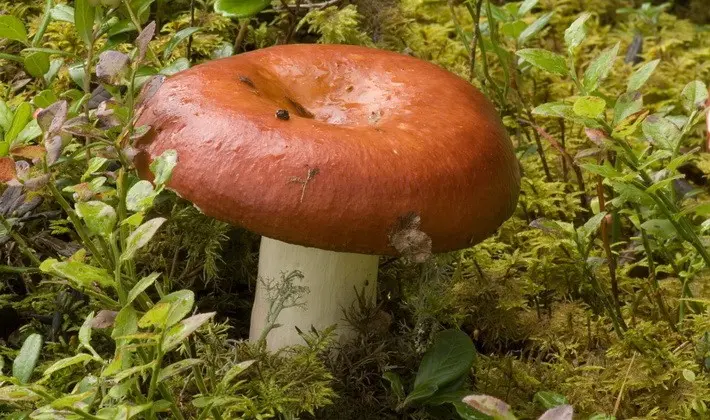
<box><xmin>134</xmin><ymin>44</ymin><xmax>520</xmax><ymax>256</ymax></box>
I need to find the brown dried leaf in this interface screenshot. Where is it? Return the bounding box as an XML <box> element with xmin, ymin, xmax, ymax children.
<box><xmin>45</xmin><ymin>134</ymin><xmax>63</xmax><ymax>166</ymax></box>
<box><xmin>96</xmin><ymin>101</ymin><xmax>120</xmax><ymax>128</ymax></box>
<box><xmin>0</xmin><ymin>158</ymin><xmax>16</xmax><ymax>182</ymax></box>
<box><xmin>37</xmin><ymin>100</ymin><xmax>68</xmax><ymax>135</ymax></box>
<box><xmin>10</xmin><ymin>145</ymin><xmax>46</xmax><ymax>160</ymax></box>
<box><xmin>135</xmin><ymin>21</ymin><xmax>156</xmax><ymax>62</ymax></box>
<box><xmin>136</xmin><ymin>75</ymin><xmax>165</xmax><ymax>107</ymax></box>
<box><xmin>96</xmin><ymin>50</ymin><xmax>130</xmax><ymax>83</ymax></box>
<box><xmin>388</xmin><ymin>212</ymin><xmax>432</xmax><ymax>263</ymax></box>
<box><xmin>23</xmin><ymin>174</ymin><xmax>49</xmax><ymax>191</ymax></box>
<box><xmin>90</xmin><ymin>310</ymin><xmax>118</xmax><ymax>329</ymax></box>
<box><xmin>584</xmin><ymin>127</ymin><xmax>609</xmax><ymax>146</ymax></box>
<box><xmin>14</xmin><ymin>160</ymin><xmax>30</xmax><ymax>180</ymax></box>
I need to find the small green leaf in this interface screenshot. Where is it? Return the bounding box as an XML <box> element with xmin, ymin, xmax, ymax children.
<box><xmin>219</xmin><ymin>360</ymin><xmax>256</xmax><ymax>387</ymax></box>
<box><xmin>627</xmin><ymin>59</ymin><xmax>660</xmax><ymax>93</ymax></box>
<box><xmin>127</xmin><ymin>272</ymin><xmax>160</xmax><ymax>306</ymax></box>
<box><xmin>33</xmin><ymin>90</ymin><xmax>58</xmax><ymax>109</ymax></box>
<box><xmin>138</xmin><ymin>290</ymin><xmax>194</xmax><ymax>329</ymax></box>
<box><xmin>581</xmin><ymin>212</ymin><xmax>607</xmax><ymax>239</ymax></box>
<box><xmin>642</xmin><ymin>115</ymin><xmax>681</xmax><ymax>151</ymax></box>
<box><xmin>533</xmin><ymin>101</ymin><xmax>573</xmax><ymax>118</ymax></box>
<box><xmin>160</xmin><ymin>57</ymin><xmax>190</xmax><ymax>75</ymax></box>
<box><xmin>613</xmin><ymin>91</ymin><xmax>643</xmax><ymax>126</ymax></box>
<box><xmin>68</xmin><ymin>62</ymin><xmax>87</xmax><ymax>89</ymax></box>
<box><xmin>43</xmin><ymin>354</ymin><xmax>94</xmax><ymax>377</ymax></box>
<box><xmin>0</xmin><ymin>100</ymin><xmax>13</xmax><ymax>133</ymax></box>
<box><xmin>78</xmin><ymin>312</ymin><xmax>101</xmax><ymax>359</ymax></box>
<box><xmin>383</xmin><ymin>372</ymin><xmax>406</xmax><ymax>400</ymax></box>
<box><xmin>211</xmin><ymin>42</ymin><xmax>234</xmax><ymax>59</ymax></box>
<box><xmin>518</xmin><ymin>12</ymin><xmax>552</xmax><ymax>45</ymax></box>
<box><xmin>113</xmin><ymin>362</ymin><xmax>155</xmax><ymax>382</ymax></box>
<box><xmin>50</xmin><ymin>391</ymin><xmax>95</xmax><ymax>409</ymax></box>
<box><xmin>640</xmin><ymin>219</ymin><xmax>676</xmax><ymax>240</ymax></box>
<box><xmin>517</xmin><ymin>0</ymin><xmax>538</xmax><ymax>16</ymax></box>
<box><xmin>573</xmin><ymin>96</ymin><xmax>606</xmax><ymax>119</ymax></box>
<box><xmin>163</xmin><ymin>27</ymin><xmax>200</xmax><ymax>60</ymax></box>
<box><xmin>40</xmin><ymin>258</ymin><xmax>114</xmax><ymax>288</ymax></box>
<box><xmin>161</xmin><ymin>312</ymin><xmax>216</xmax><ymax>352</ymax></box>
<box><xmin>516</xmin><ymin>48</ymin><xmax>568</xmax><ymax>76</ymax></box>
<box><xmin>82</xmin><ymin>157</ymin><xmax>107</xmax><ymax>182</ymax></box>
<box><xmin>150</xmin><ymin>149</ymin><xmax>178</xmax><ymax>186</ymax></box>
<box><xmin>0</xmin><ymin>385</ymin><xmax>39</xmax><ymax>402</ymax></box>
<box><xmin>405</xmin><ymin>330</ymin><xmax>476</xmax><ymax>406</ymax></box>
<box><xmin>50</xmin><ymin>4</ymin><xmax>75</xmax><ymax>23</ymax></box>
<box><xmin>122</xmin><ymin>217</ymin><xmax>167</xmax><ymax>261</ymax></box>
<box><xmin>682</xmin><ymin>369</ymin><xmax>696</xmax><ymax>382</ymax></box>
<box><xmin>158</xmin><ymin>359</ymin><xmax>203</xmax><ymax>382</ymax></box>
<box><xmin>126</xmin><ymin>180</ymin><xmax>156</xmax><ymax>212</ymax></box>
<box><xmin>582</xmin><ymin>42</ymin><xmax>620</xmax><ymax>93</ymax></box>
<box><xmin>214</xmin><ymin>0</ymin><xmax>271</xmax><ymax>18</ymax></box>
<box><xmin>680</xmin><ymin>80</ymin><xmax>708</xmax><ymax>113</ymax></box>
<box><xmin>579</xmin><ymin>163</ymin><xmax>623</xmax><ymax>179</ymax></box>
<box><xmin>14</xmin><ymin>121</ymin><xmax>41</xmax><ymax>146</ymax></box>
<box><xmin>23</xmin><ymin>52</ymin><xmax>50</xmax><ymax>78</ymax></box>
<box><xmin>0</xmin><ymin>15</ymin><xmax>28</xmax><ymax>43</ymax></box>
<box><xmin>564</xmin><ymin>13</ymin><xmax>590</xmax><ymax>52</ymax></box>
<box><xmin>534</xmin><ymin>391</ymin><xmax>569</xmax><ymax>409</ymax></box>
<box><xmin>6</xmin><ymin>103</ymin><xmax>32</xmax><ymax>144</ymax></box>
<box><xmin>112</xmin><ymin>306</ymin><xmax>138</xmax><ymax>342</ymax></box>
<box><xmin>138</xmin><ymin>303</ymin><xmax>171</xmax><ymax>329</ymax></box>
<box><xmin>74</xmin><ymin>0</ymin><xmax>96</xmax><ymax>46</ymax></box>
<box><xmin>501</xmin><ymin>21</ymin><xmax>527</xmax><ymax>40</ymax></box>
<box><xmin>76</xmin><ymin>201</ymin><xmax>117</xmax><ymax>238</ymax></box>
<box><xmin>13</xmin><ymin>334</ymin><xmax>43</xmax><ymax>384</ymax></box>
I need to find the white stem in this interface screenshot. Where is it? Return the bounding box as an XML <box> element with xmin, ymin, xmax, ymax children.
<box><xmin>249</xmin><ymin>236</ymin><xmax>379</xmax><ymax>351</ymax></box>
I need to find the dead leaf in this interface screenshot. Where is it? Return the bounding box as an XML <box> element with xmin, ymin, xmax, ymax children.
<box><xmin>388</xmin><ymin>212</ymin><xmax>432</xmax><ymax>263</ymax></box>
<box><xmin>10</xmin><ymin>145</ymin><xmax>46</xmax><ymax>160</ymax></box>
<box><xmin>136</xmin><ymin>75</ymin><xmax>165</xmax><ymax>107</ymax></box>
<box><xmin>135</xmin><ymin>21</ymin><xmax>156</xmax><ymax>62</ymax></box>
<box><xmin>37</xmin><ymin>100</ymin><xmax>68</xmax><ymax>135</ymax></box>
<box><xmin>96</xmin><ymin>50</ymin><xmax>130</xmax><ymax>83</ymax></box>
<box><xmin>0</xmin><ymin>158</ymin><xmax>16</xmax><ymax>182</ymax></box>
<box><xmin>45</xmin><ymin>134</ymin><xmax>63</xmax><ymax>166</ymax></box>
<box><xmin>91</xmin><ymin>310</ymin><xmax>118</xmax><ymax>329</ymax></box>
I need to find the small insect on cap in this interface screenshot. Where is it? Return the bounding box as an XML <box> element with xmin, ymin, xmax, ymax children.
<box><xmin>133</xmin><ymin>44</ymin><xmax>520</xmax><ymax>257</ymax></box>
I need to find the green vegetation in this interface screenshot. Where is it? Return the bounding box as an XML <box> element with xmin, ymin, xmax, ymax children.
<box><xmin>1</xmin><ymin>0</ymin><xmax>710</xmax><ymax>418</ymax></box>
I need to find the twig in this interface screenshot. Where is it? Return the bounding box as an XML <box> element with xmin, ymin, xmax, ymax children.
<box><xmin>597</xmin><ymin>175</ymin><xmax>627</xmax><ymax>329</ymax></box>
<box><xmin>288</xmin><ymin>168</ymin><xmax>319</xmax><ymax>203</ymax></box>
<box><xmin>468</xmin><ymin>0</ymin><xmax>483</xmax><ymax>82</ymax></box>
<box><xmin>613</xmin><ymin>352</ymin><xmax>636</xmax><ymax>417</ymax></box>
<box><xmin>234</xmin><ymin>19</ymin><xmax>249</xmax><ymax>52</ymax></box>
<box><xmin>274</xmin><ymin>0</ymin><xmax>340</xmax><ymax>11</ymax></box>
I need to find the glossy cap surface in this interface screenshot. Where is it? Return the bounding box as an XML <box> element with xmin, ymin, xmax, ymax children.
<box><xmin>134</xmin><ymin>44</ymin><xmax>520</xmax><ymax>255</ymax></box>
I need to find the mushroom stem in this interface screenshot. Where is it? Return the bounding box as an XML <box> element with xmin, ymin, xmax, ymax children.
<box><xmin>250</xmin><ymin>236</ymin><xmax>379</xmax><ymax>350</ymax></box>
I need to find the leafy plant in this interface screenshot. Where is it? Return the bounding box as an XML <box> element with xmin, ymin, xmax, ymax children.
<box><xmin>385</xmin><ymin>329</ymin><xmax>482</xmax><ymax>418</ymax></box>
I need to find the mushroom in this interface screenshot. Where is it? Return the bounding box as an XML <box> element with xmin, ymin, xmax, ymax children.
<box><xmin>133</xmin><ymin>44</ymin><xmax>520</xmax><ymax>350</ymax></box>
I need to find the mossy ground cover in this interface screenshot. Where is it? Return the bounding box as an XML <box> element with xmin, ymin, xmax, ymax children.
<box><xmin>1</xmin><ymin>0</ymin><xmax>710</xmax><ymax>419</ymax></box>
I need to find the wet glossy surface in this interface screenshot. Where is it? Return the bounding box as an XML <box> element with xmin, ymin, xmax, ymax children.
<box><xmin>134</xmin><ymin>44</ymin><xmax>520</xmax><ymax>255</ymax></box>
